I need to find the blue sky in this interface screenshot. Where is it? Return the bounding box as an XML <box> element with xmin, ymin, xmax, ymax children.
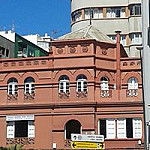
<box><xmin>0</xmin><ymin>0</ymin><xmax>71</xmax><ymax>38</ymax></box>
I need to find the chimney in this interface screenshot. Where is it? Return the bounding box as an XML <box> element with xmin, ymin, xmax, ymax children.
<box><xmin>115</xmin><ymin>30</ymin><xmax>121</xmax><ymax>95</ymax></box>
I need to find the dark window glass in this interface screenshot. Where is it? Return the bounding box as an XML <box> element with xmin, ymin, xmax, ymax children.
<box><xmin>6</xmin><ymin>49</ymin><xmax>9</xmax><ymax>57</ymax></box>
<box><xmin>116</xmin><ymin>8</ymin><xmax>120</xmax><ymax>17</ymax></box>
<box><xmin>66</xmin><ymin>120</ymin><xmax>81</xmax><ymax>139</ymax></box>
<box><xmin>100</xmin><ymin>120</ymin><xmax>106</xmax><ymax>138</ymax></box>
<box><xmin>126</xmin><ymin>118</ymin><xmax>133</xmax><ymax>138</ymax></box>
<box><xmin>15</xmin><ymin>121</ymin><xmax>28</xmax><ymax>137</ymax></box>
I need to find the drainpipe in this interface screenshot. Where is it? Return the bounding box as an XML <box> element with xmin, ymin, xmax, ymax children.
<box><xmin>115</xmin><ymin>30</ymin><xmax>121</xmax><ymax>100</ymax></box>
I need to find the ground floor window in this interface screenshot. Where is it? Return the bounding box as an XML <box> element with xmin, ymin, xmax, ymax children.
<box><xmin>7</xmin><ymin>120</ymin><xmax>35</xmax><ymax>138</ymax></box>
<box><xmin>99</xmin><ymin>118</ymin><xmax>142</xmax><ymax>139</ymax></box>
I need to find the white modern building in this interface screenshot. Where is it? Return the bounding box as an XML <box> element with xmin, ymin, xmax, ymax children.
<box><xmin>142</xmin><ymin>0</ymin><xmax>150</xmax><ymax>149</ymax></box>
<box><xmin>71</xmin><ymin>0</ymin><xmax>142</xmax><ymax>57</ymax></box>
<box><xmin>0</xmin><ymin>30</ymin><xmax>51</xmax><ymax>52</ymax></box>
<box><xmin>23</xmin><ymin>33</ymin><xmax>51</xmax><ymax>52</ymax></box>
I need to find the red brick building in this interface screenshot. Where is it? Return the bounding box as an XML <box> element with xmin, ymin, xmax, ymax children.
<box><xmin>0</xmin><ymin>26</ymin><xmax>144</xmax><ymax>149</ymax></box>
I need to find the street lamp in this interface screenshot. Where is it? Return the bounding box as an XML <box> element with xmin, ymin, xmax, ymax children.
<box><xmin>137</xmin><ymin>46</ymin><xmax>147</xmax><ymax>149</ymax></box>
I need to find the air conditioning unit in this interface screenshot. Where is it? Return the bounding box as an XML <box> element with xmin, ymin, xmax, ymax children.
<box><xmin>17</xmin><ymin>51</ymin><xmax>23</xmax><ymax>57</ymax></box>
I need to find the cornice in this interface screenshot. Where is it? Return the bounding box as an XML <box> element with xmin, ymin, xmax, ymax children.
<box><xmin>0</xmin><ymin>101</ymin><xmax>143</xmax><ymax>111</ymax></box>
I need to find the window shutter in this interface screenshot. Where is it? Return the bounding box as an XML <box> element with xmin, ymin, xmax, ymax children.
<box><xmin>133</xmin><ymin>118</ymin><xmax>142</xmax><ymax>138</ymax></box>
<box><xmin>7</xmin><ymin>121</ymin><xmax>15</xmax><ymax>138</ymax></box>
<box><xmin>117</xmin><ymin>119</ymin><xmax>126</xmax><ymax>138</ymax></box>
<box><xmin>106</xmin><ymin>119</ymin><xmax>115</xmax><ymax>139</ymax></box>
<box><xmin>28</xmin><ymin>121</ymin><xmax>35</xmax><ymax>138</ymax></box>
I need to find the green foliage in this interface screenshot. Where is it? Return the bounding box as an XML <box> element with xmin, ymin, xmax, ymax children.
<box><xmin>0</xmin><ymin>144</ymin><xmax>23</xmax><ymax>150</ymax></box>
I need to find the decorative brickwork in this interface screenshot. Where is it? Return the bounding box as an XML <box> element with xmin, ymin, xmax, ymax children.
<box><xmin>6</xmin><ymin>138</ymin><xmax>34</xmax><ymax>145</ymax></box>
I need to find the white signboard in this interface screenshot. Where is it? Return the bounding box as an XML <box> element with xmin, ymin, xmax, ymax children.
<box><xmin>6</xmin><ymin>115</ymin><xmax>34</xmax><ymax>121</ymax></box>
<box><xmin>71</xmin><ymin>134</ymin><xmax>104</xmax><ymax>143</ymax></box>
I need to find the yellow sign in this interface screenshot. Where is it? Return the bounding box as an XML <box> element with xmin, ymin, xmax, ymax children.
<box><xmin>71</xmin><ymin>141</ymin><xmax>105</xmax><ymax>149</ymax></box>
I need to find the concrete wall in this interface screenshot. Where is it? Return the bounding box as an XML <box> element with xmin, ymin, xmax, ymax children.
<box><xmin>142</xmin><ymin>0</ymin><xmax>150</xmax><ymax>148</ymax></box>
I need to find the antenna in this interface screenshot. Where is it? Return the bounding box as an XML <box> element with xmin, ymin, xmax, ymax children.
<box><xmin>90</xmin><ymin>7</ymin><xmax>92</xmax><ymax>25</ymax></box>
<box><xmin>50</xmin><ymin>29</ymin><xmax>61</xmax><ymax>39</ymax></box>
<box><xmin>12</xmin><ymin>20</ymin><xmax>15</xmax><ymax>32</ymax></box>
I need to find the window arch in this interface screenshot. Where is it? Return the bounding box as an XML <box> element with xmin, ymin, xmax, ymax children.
<box><xmin>76</xmin><ymin>74</ymin><xmax>87</xmax><ymax>92</ymax></box>
<box><xmin>128</xmin><ymin>77</ymin><xmax>138</xmax><ymax>90</ymax></box>
<box><xmin>65</xmin><ymin>120</ymin><xmax>81</xmax><ymax>139</ymax></box>
<box><xmin>100</xmin><ymin>77</ymin><xmax>109</xmax><ymax>90</ymax></box>
<box><xmin>59</xmin><ymin>75</ymin><xmax>70</xmax><ymax>93</ymax></box>
<box><xmin>24</xmin><ymin>77</ymin><xmax>35</xmax><ymax>94</ymax></box>
<box><xmin>7</xmin><ymin>78</ymin><xmax>18</xmax><ymax>95</ymax></box>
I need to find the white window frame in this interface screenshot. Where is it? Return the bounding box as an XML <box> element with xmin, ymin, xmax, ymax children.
<box><xmin>25</xmin><ymin>82</ymin><xmax>35</xmax><ymax>94</ymax></box>
<box><xmin>106</xmin><ymin>7</ymin><xmax>125</xmax><ymax>18</ymax></box>
<box><xmin>120</xmin><ymin>35</ymin><xmax>126</xmax><ymax>45</ymax></box>
<box><xmin>130</xmin><ymin>33</ymin><xmax>142</xmax><ymax>44</ymax></box>
<box><xmin>59</xmin><ymin>79</ymin><xmax>70</xmax><ymax>93</ymax></box>
<box><xmin>130</xmin><ymin>4</ymin><xmax>141</xmax><ymax>16</ymax></box>
<box><xmin>101</xmin><ymin>77</ymin><xmax>109</xmax><ymax>90</ymax></box>
<box><xmin>76</xmin><ymin>79</ymin><xmax>88</xmax><ymax>92</ymax></box>
<box><xmin>128</xmin><ymin>77</ymin><xmax>138</xmax><ymax>90</ymax></box>
<box><xmin>7</xmin><ymin>120</ymin><xmax>35</xmax><ymax>138</ymax></box>
<box><xmin>84</xmin><ymin>8</ymin><xmax>91</xmax><ymax>19</ymax></box>
<box><xmin>8</xmin><ymin>80</ymin><xmax>18</xmax><ymax>95</ymax></box>
<box><xmin>106</xmin><ymin>8</ymin><xmax>111</xmax><ymax>18</ymax></box>
<box><xmin>120</xmin><ymin>8</ymin><xmax>126</xmax><ymax>18</ymax></box>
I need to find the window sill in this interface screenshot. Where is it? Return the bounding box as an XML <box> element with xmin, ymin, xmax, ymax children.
<box><xmin>105</xmin><ymin>138</ymin><xmax>142</xmax><ymax>141</ymax></box>
<box><xmin>129</xmin><ymin>43</ymin><xmax>142</xmax><ymax>47</ymax></box>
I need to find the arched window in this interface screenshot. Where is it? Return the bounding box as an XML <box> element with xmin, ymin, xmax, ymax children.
<box><xmin>76</xmin><ymin>74</ymin><xmax>87</xmax><ymax>92</ymax></box>
<box><xmin>59</xmin><ymin>75</ymin><xmax>70</xmax><ymax>93</ymax></box>
<box><xmin>128</xmin><ymin>77</ymin><xmax>138</xmax><ymax>90</ymax></box>
<box><xmin>7</xmin><ymin>78</ymin><xmax>18</xmax><ymax>95</ymax></box>
<box><xmin>24</xmin><ymin>77</ymin><xmax>35</xmax><ymax>94</ymax></box>
<box><xmin>101</xmin><ymin>77</ymin><xmax>109</xmax><ymax>90</ymax></box>
<box><xmin>65</xmin><ymin>120</ymin><xmax>81</xmax><ymax>139</ymax></box>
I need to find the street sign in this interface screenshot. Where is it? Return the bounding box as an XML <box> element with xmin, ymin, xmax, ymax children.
<box><xmin>71</xmin><ymin>134</ymin><xmax>104</xmax><ymax>143</ymax></box>
<box><xmin>71</xmin><ymin>141</ymin><xmax>105</xmax><ymax>149</ymax></box>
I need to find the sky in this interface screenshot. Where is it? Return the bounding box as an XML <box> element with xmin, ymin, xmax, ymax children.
<box><xmin>0</xmin><ymin>0</ymin><xmax>71</xmax><ymax>38</ymax></box>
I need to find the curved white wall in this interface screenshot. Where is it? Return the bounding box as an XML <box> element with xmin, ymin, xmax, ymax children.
<box><xmin>71</xmin><ymin>0</ymin><xmax>129</xmax><ymax>12</ymax></box>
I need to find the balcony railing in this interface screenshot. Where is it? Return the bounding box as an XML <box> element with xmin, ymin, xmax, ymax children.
<box><xmin>24</xmin><ymin>93</ymin><xmax>35</xmax><ymax>100</ymax></box>
<box><xmin>126</xmin><ymin>89</ymin><xmax>138</xmax><ymax>97</ymax></box>
<box><xmin>6</xmin><ymin>137</ymin><xmax>34</xmax><ymax>145</ymax></box>
<box><xmin>101</xmin><ymin>90</ymin><xmax>112</xmax><ymax>98</ymax></box>
<box><xmin>76</xmin><ymin>91</ymin><xmax>88</xmax><ymax>98</ymax></box>
<box><xmin>7</xmin><ymin>94</ymin><xmax>18</xmax><ymax>101</ymax></box>
<box><xmin>59</xmin><ymin>92</ymin><xmax>70</xmax><ymax>99</ymax></box>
